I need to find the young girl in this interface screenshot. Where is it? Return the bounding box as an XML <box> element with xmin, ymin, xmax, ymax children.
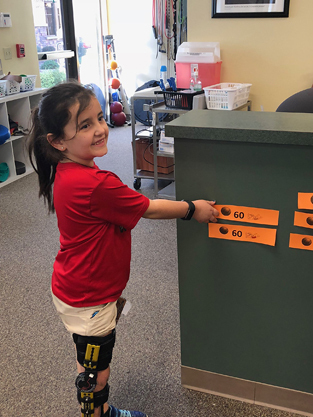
<box><xmin>27</xmin><ymin>81</ymin><xmax>218</xmax><ymax>417</ymax></box>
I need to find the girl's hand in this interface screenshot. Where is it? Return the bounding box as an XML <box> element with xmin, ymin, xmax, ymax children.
<box><xmin>193</xmin><ymin>200</ymin><xmax>219</xmax><ymax>223</ymax></box>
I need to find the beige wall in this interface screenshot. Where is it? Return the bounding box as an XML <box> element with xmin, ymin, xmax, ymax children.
<box><xmin>2</xmin><ymin>1</ymin><xmax>311</xmax><ymax>110</ymax></box>
<box><xmin>188</xmin><ymin>0</ymin><xmax>313</xmax><ymax>111</ymax></box>
<box><xmin>0</xmin><ymin>0</ymin><xmax>40</xmax><ymax>86</ymax></box>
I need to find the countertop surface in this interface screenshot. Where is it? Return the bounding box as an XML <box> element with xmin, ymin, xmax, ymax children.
<box><xmin>165</xmin><ymin>109</ymin><xmax>313</xmax><ymax>146</ymax></box>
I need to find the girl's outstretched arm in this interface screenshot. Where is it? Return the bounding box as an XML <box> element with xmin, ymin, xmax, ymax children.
<box><xmin>142</xmin><ymin>199</ymin><xmax>219</xmax><ymax>223</ymax></box>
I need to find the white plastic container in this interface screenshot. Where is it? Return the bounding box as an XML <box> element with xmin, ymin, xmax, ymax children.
<box><xmin>3</xmin><ymin>79</ymin><xmax>20</xmax><ymax>95</ymax></box>
<box><xmin>0</xmin><ymin>80</ymin><xmax>6</xmax><ymax>97</ymax></box>
<box><xmin>20</xmin><ymin>75</ymin><xmax>37</xmax><ymax>92</ymax></box>
<box><xmin>176</xmin><ymin>42</ymin><xmax>221</xmax><ymax>63</ymax></box>
<box><xmin>175</xmin><ymin>42</ymin><xmax>222</xmax><ymax>89</ymax></box>
<box><xmin>204</xmin><ymin>83</ymin><xmax>252</xmax><ymax>110</ymax></box>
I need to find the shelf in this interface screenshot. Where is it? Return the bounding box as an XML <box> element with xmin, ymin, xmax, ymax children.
<box><xmin>8</xmin><ymin>134</ymin><xmax>27</xmax><ymax>142</ymax></box>
<box><xmin>0</xmin><ymin>88</ymin><xmax>47</xmax><ymax>103</ymax></box>
<box><xmin>134</xmin><ymin>170</ymin><xmax>174</xmax><ymax>181</ymax></box>
<box><xmin>37</xmin><ymin>50</ymin><xmax>74</xmax><ymax>61</ymax></box>
<box><xmin>0</xmin><ymin>167</ymin><xmax>33</xmax><ymax>186</ymax></box>
<box><xmin>135</xmin><ymin>170</ymin><xmax>155</xmax><ymax>180</ymax></box>
<box><xmin>143</xmin><ymin>101</ymin><xmax>189</xmax><ymax>116</ymax></box>
<box><xmin>0</xmin><ymin>88</ymin><xmax>46</xmax><ymax>188</ymax></box>
<box><xmin>155</xmin><ymin>172</ymin><xmax>175</xmax><ymax>181</ymax></box>
<box><xmin>131</xmin><ymin>89</ymin><xmax>178</xmax><ymax>197</ymax></box>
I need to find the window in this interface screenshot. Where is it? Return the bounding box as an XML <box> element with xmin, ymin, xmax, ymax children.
<box><xmin>45</xmin><ymin>1</ymin><xmax>57</xmax><ymax>37</ymax></box>
<box><xmin>32</xmin><ymin>0</ymin><xmax>69</xmax><ymax>88</ymax></box>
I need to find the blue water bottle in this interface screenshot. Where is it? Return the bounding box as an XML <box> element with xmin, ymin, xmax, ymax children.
<box><xmin>160</xmin><ymin>65</ymin><xmax>167</xmax><ymax>85</ymax></box>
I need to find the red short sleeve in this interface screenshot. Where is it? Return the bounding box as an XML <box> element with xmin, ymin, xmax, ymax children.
<box><xmin>90</xmin><ymin>171</ymin><xmax>150</xmax><ymax>230</ymax></box>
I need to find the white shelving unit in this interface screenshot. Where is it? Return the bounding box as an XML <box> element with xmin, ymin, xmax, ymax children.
<box><xmin>0</xmin><ymin>88</ymin><xmax>46</xmax><ymax>188</ymax></box>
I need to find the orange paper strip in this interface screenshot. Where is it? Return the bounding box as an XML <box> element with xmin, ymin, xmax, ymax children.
<box><xmin>294</xmin><ymin>211</ymin><xmax>313</xmax><ymax>229</ymax></box>
<box><xmin>298</xmin><ymin>193</ymin><xmax>313</xmax><ymax>210</ymax></box>
<box><xmin>214</xmin><ymin>205</ymin><xmax>279</xmax><ymax>226</ymax></box>
<box><xmin>209</xmin><ymin>223</ymin><xmax>277</xmax><ymax>246</ymax></box>
<box><xmin>289</xmin><ymin>233</ymin><xmax>313</xmax><ymax>251</ymax></box>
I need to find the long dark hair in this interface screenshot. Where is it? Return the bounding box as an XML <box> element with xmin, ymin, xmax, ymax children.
<box><xmin>27</xmin><ymin>81</ymin><xmax>96</xmax><ymax>213</ymax></box>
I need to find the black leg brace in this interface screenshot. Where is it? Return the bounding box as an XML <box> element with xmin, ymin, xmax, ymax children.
<box><xmin>73</xmin><ymin>329</ymin><xmax>116</xmax><ymax>371</ymax></box>
<box><xmin>73</xmin><ymin>330</ymin><xmax>116</xmax><ymax>416</ymax></box>
<box><xmin>77</xmin><ymin>383</ymin><xmax>110</xmax><ymax>414</ymax></box>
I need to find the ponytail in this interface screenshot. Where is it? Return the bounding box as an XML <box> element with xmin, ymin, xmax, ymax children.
<box><xmin>26</xmin><ymin>81</ymin><xmax>95</xmax><ymax>214</ymax></box>
<box><xmin>27</xmin><ymin>107</ymin><xmax>61</xmax><ymax>213</ymax></box>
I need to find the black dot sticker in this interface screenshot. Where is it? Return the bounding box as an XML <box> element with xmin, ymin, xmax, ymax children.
<box><xmin>221</xmin><ymin>207</ymin><xmax>231</xmax><ymax>216</ymax></box>
<box><xmin>306</xmin><ymin>216</ymin><xmax>313</xmax><ymax>226</ymax></box>
<box><xmin>302</xmin><ymin>237</ymin><xmax>312</xmax><ymax>247</ymax></box>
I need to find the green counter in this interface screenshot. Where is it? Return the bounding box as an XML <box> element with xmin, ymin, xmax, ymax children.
<box><xmin>166</xmin><ymin>110</ymin><xmax>313</xmax><ymax>415</ymax></box>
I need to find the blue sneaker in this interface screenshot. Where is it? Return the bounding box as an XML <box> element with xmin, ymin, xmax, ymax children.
<box><xmin>108</xmin><ymin>404</ymin><xmax>147</xmax><ymax>417</ymax></box>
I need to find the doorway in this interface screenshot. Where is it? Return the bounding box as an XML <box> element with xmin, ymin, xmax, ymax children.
<box><xmin>72</xmin><ymin>0</ymin><xmax>106</xmax><ymax>90</ymax></box>
<box><xmin>31</xmin><ymin>0</ymin><xmax>107</xmax><ymax>93</ymax></box>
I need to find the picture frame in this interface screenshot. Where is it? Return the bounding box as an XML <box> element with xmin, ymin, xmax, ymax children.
<box><xmin>212</xmin><ymin>0</ymin><xmax>290</xmax><ymax>18</ymax></box>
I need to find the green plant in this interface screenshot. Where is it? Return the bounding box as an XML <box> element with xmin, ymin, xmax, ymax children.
<box><xmin>40</xmin><ymin>60</ymin><xmax>60</xmax><ymax>70</ymax></box>
<box><xmin>42</xmin><ymin>45</ymin><xmax>56</xmax><ymax>52</ymax></box>
<box><xmin>40</xmin><ymin>69</ymin><xmax>66</xmax><ymax>88</ymax></box>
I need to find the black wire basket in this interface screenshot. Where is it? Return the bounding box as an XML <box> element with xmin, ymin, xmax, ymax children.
<box><xmin>155</xmin><ymin>89</ymin><xmax>203</xmax><ymax>110</ymax></box>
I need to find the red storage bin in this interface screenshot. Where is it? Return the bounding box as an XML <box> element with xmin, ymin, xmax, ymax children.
<box><xmin>176</xmin><ymin>62</ymin><xmax>222</xmax><ymax>89</ymax></box>
<box><xmin>175</xmin><ymin>42</ymin><xmax>222</xmax><ymax>89</ymax></box>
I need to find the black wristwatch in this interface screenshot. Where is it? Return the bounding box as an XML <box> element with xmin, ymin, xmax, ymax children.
<box><xmin>181</xmin><ymin>200</ymin><xmax>196</xmax><ymax>220</ymax></box>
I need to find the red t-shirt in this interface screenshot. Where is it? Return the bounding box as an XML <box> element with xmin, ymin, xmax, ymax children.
<box><xmin>51</xmin><ymin>162</ymin><xmax>150</xmax><ymax>307</ymax></box>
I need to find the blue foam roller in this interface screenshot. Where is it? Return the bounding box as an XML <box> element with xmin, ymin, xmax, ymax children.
<box><xmin>0</xmin><ymin>125</ymin><xmax>10</xmax><ymax>145</ymax></box>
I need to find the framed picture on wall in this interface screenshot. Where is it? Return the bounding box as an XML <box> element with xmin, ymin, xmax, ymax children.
<box><xmin>212</xmin><ymin>0</ymin><xmax>290</xmax><ymax>18</ymax></box>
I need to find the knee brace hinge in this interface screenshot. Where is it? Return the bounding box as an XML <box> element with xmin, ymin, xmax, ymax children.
<box><xmin>76</xmin><ymin>343</ymin><xmax>101</xmax><ymax>393</ymax></box>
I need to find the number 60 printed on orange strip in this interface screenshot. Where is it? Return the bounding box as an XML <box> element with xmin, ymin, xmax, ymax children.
<box><xmin>209</xmin><ymin>223</ymin><xmax>277</xmax><ymax>246</ymax></box>
<box><xmin>214</xmin><ymin>205</ymin><xmax>279</xmax><ymax>226</ymax></box>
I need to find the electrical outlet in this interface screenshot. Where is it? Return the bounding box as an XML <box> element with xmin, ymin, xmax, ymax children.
<box><xmin>3</xmin><ymin>47</ymin><xmax>12</xmax><ymax>60</ymax></box>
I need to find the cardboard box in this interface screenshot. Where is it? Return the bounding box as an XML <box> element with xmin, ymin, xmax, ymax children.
<box><xmin>160</xmin><ymin>130</ymin><xmax>174</xmax><ymax>144</ymax></box>
<box><xmin>159</xmin><ymin>130</ymin><xmax>174</xmax><ymax>154</ymax></box>
<box><xmin>159</xmin><ymin>142</ymin><xmax>174</xmax><ymax>154</ymax></box>
<box><xmin>135</xmin><ymin>138</ymin><xmax>174</xmax><ymax>174</ymax></box>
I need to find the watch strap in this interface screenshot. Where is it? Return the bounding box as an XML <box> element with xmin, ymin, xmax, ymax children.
<box><xmin>181</xmin><ymin>200</ymin><xmax>195</xmax><ymax>220</ymax></box>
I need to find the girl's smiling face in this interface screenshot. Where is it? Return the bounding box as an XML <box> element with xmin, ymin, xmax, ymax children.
<box><xmin>60</xmin><ymin>96</ymin><xmax>109</xmax><ymax>167</ymax></box>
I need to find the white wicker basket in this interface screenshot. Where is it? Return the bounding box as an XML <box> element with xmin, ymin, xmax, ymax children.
<box><xmin>204</xmin><ymin>83</ymin><xmax>252</xmax><ymax>110</ymax></box>
<box><xmin>3</xmin><ymin>79</ymin><xmax>20</xmax><ymax>95</ymax></box>
<box><xmin>20</xmin><ymin>75</ymin><xmax>37</xmax><ymax>92</ymax></box>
